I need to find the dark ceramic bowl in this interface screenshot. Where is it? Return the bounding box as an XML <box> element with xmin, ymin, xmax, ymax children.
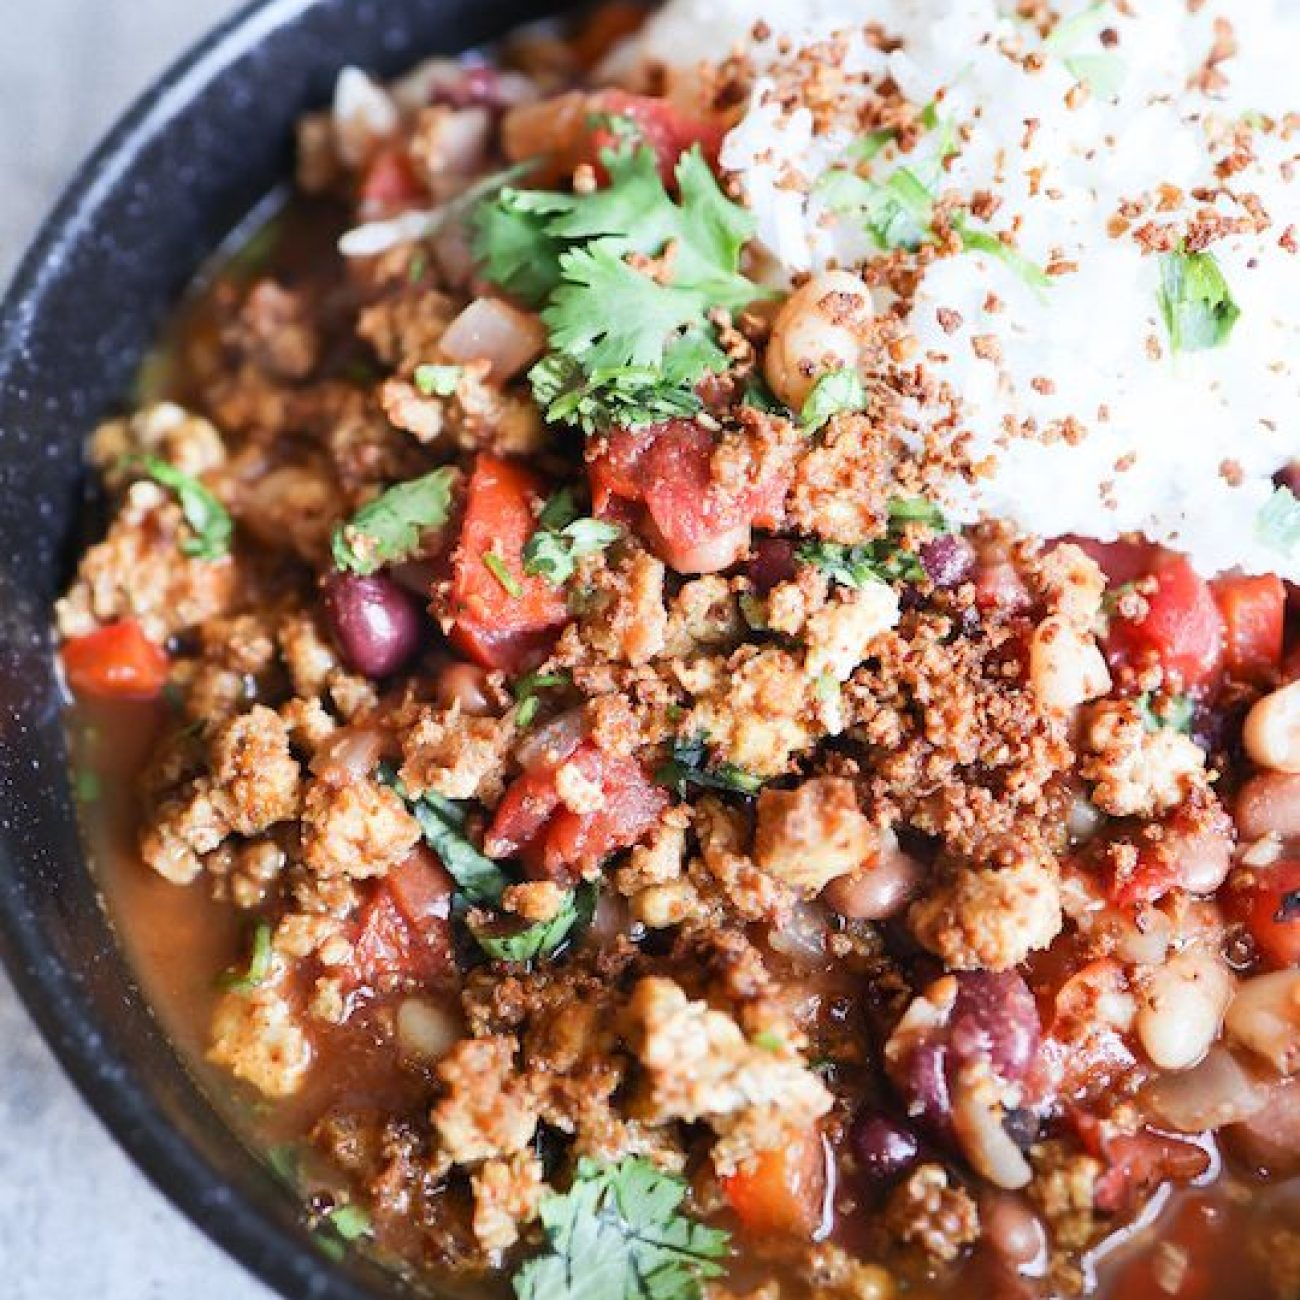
<box><xmin>0</xmin><ymin>1</ymin><xmax>561</xmax><ymax>1295</ymax></box>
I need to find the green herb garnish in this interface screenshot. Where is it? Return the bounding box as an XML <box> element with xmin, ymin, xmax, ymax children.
<box><xmin>512</xmin><ymin>1157</ymin><xmax>729</xmax><ymax>1300</ymax></box>
<box><xmin>474</xmin><ymin>141</ymin><xmax>767</xmax><ymax>432</ymax></box>
<box><xmin>656</xmin><ymin>735</ymin><xmax>763</xmax><ymax>799</ymax></box>
<box><xmin>1157</xmin><ymin>247</ymin><xmax>1240</xmax><ymax>353</ymax></box>
<box><xmin>1137</xmin><ymin>692</ymin><xmax>1195</xmax><ymax>735</ymax></box>
<box><xmin>1043</xmin><ymin>2</ymin><xmax>1127</xmax><ymax>96</ymax></box>
<box><xmin>323</xmin><ymin>1204</ymin><xmax>372</xmax><ymax>1242</ymax></box>
<box><xmin>470</xmin><ymin>883</ymin><xmax>597</xmax><ymax>965</ymax></box>
<box><xmin>381</xmin><ymin>766</ymin><xmax>508</xmax><ymax>905</ymax></box>
<box><xmin>140</xmin><ymin>456</ymin><xmax>232</xmax><ymax>560</ymax></box>
<box><xmin>523</xmin><ymin>487</ymin><xmax>621</xmax><ymax>586</ymax></box>
<box><xmin>413</xmin><ymin>363</ymin><xmax>463</xmax><ymax>396</ymax></box>
<box><xmin>799</xmin><ymin>497</ymin><xmax>947</xmax><ymax>588</ymax></box>
<box><xmin>219</xmin><ymin>920</ymin><xmax>274</xmax><ymax>993</ymax></box>
<box><xmin>513</xmin><ymin>671</ymin><xmax>570</xmax><ymax>728</ymax></box>
<box><xmin>331</xmin><ymin>467</ymin><xmax>455</xmax><ymax>576</ymax></box>
<box><xmin>484</xmin><ymin>551</ymin><xmax>525</xmax><ymax>598</ymax></box>
<box><xmin>800</xmin><ymin>368</ymin><xmax>867</xmax><ymax>432</ymax></box>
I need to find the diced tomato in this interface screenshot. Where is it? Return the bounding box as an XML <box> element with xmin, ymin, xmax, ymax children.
<box><xmin>61</xmin><ymin>621</ymin><xmax>169</xmax><ymax>700</ymax></box>
<box><xmin>721</xmin><ymin>1130</ymin><xmax>829</xmax><ymax>1239</ymax></box>
<box><xmin>590</xmin><ymin>420</ymin><xmax>788</xmax><ymax>574</ymax></box>
<box><xmin>484</xmin><ymin>742</ymin><xmax>667</xmax><ymax>878</ymax></box>
<box><xmin>1063</xmin><ymin>536</ymin><xmax>1157</xmax><ymax>588</ymax></box>
<box><xmin>542</xmin><ymin>750</ymin><xmax>670</xmax><ymax>876</ymax></box>
<box><xmin>1211</xmin><ymin>573</ymin><xmax>1285</xmax><ymax>684</ymax></box>
<box><xmin>357</xmin><ymin>146</ymin><xmax>425</xmax><ymax>217</ymax></box>
<box><xmin>587</xmin><ymin>90</ymin><xmax>726</xmax><ymax>184</ymax></box>
<box><xmin>1105</xmin><ymin>554</ymin><xmax>1224</xmax><ymax>691</ymax></box>
<box><xmin>350</xmin><ymin>849</ymin><xmax>453</xmax><ymax>992</ymax></box>
<box><xmin>1073</xmin><ymin>1115</ymin><xmax>1210</xmax><ymax>1215</ymax></box>
<box><xmin>1239</xmin><ymin>860</ymin><xmax>1300</xmax><ymax>969</ymax></box>
<box><xmin>483</xmin><ymin>766</ymin><xmax>565</xmax><ymax>860</ymax></box>
<box><xmin>449</xmin><ymin>454</ymin><xmax>570</xmax><ymax>674</ymax></box>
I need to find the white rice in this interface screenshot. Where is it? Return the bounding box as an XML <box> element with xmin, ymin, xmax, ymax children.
<box><xmin>633</xmin><ymin>0</ymin><xmax>1300</xmax><ymax>579</ymax></box>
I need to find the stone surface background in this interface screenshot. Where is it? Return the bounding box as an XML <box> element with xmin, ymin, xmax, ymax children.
<box><xmin>1</xmin><ymin>1</ymin><xmax>269</xmax><ymax>1294</ymax></box>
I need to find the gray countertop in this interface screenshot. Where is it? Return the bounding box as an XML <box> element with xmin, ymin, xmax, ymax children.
<box><xmin>1</xmin><ymin>2</ymin><xmax>270</xmax><ymax>1295</ymax></box>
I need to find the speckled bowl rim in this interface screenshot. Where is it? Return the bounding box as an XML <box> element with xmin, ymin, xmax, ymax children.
<box><xmin>0</xmin><ymin>1</ymin><xmax>558</xmax><ymax>1295</ymax></box>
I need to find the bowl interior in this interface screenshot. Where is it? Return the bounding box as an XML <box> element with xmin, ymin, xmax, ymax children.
<box><xmin>0</xmin><ymin>1</ymin><xmax>562</xmax><ymax>1295</ymax></box>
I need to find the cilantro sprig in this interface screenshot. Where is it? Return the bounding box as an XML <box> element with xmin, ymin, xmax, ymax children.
<box><xmin>523</xmin><ymin>487</ymin><xmax>621</xmax><ymax>586</ymax></box>
<box><xmin>1157</xmin><ymin>247</ymin><xmax>1240</xmax><ymax>353</ymax></box>
<box><xmin>331</xmin><ymin>467</ymin><xmax>455</xmax><ymax>576</ymax></box>
<box><xmin>473</xmin><ymin>139</ymin><xmax>766</xmax><ymax>433</ymax></box>
<box><xmin>413</xmin><ymin>363</ymin><xmax>463</xmax><ymax>397</ymax></box>
<box><xmin>139</xmin><ymin>456</ymin><xmax>232</xmax><ymax>560</ymax></box>
<box><xmin>513</xmin><ymin>670</ymin><xmax>570</xmax><ymax>728</ymax></box>
<box><xmin>798</xmin><ymin>497</ymin><xmax>947</xmax><ymax>588</ymax></box>
<box><xmin>470</xmin><ymin>883</ymin><xmax>597</xmax><ymax>964</ymax></box>
<box><xmin>656</xmin><ymin>735</ymin><xmax>763</xmax><ymax>799</ymax></box>
<box><xmin>512</xmin><ymin>1157</ymin><xmax>729</xmax><ymax>1300</ymax></box>
<box><xmin>381</xmin><ymin>765</ymin><xmax>592</xmax><ymax>966</ymax></box>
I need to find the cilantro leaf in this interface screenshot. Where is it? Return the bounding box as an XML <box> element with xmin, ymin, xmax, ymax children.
<box><xmin>954</xmin><ymin>220</ymin><xmax>1053</xmax><ymax>292</ymax></box>
<box><xmin>797</xmin><ymin>539</ymin><xmax>892</xmax><ymax>589</ymax></box>
<box><xmin>470</xmin><ymin>188</ymin><xmax>568</xmax><ymax>306</ymax></box>
<box><xmin>513</xmin><ymin>670</ymin><xmax>570</xmax><ymax>728</ymax></box>
<box><xmin>1137</xmin><ymin>692</ymin><xmax>1195</xmax><ymax>735</ymax></box>
<box><xmin>656</xmin><ymin>735</ymin><xmax>763</xmax><ymax>799</ymax></box>
<box><xmin>331</xmin><ymin>467</ymin><xmax>456</xmax><ymax>576</ymax></box>
<box><xmin>380</xmin><ymin>766</ymin><xmax>508</xmax><ymax>905</ymax></box>
<box><xmin>140</xmin><ymin>456</ymin><xmax>232</xmax><ymax>560</ymax></box>
<box><xmin>512</xmin><ymin>1157</ymin><xmax>729</xmax><ymax>1300</ymax></box>
<box><xmin>523</xmin><ymin>488</ymin><xmax>621</xmax><ymax>586</ymax></box>
<box><xmin>1256</xmin><ymin>486</ymin><xmax>1300</xmax><ymax>556</ymax></box>
<box><xmin>323</xmin><ymin>1205</ymin><xmax>372</xmax><ymax>1243</ymax></box>
<box><xmin>470</xmin><ymin>883</ymin><xmax>597</xmax><ymax>964</ymax></box>
<box><xmin>219</xmin><ymin>920</ymin><xmax>274</xmax><ymax>993</ymax></box>
<box><xmin>889</xmin><ymin>496</ymin><xmax>949</xmax><ymax>530</ymax></box>
<box><xmin>800</xmin><ymin>369</ymin><xmax>867</xmax><ymax>432</ymax></box>
<box><xmin>413</xmin><ymin>364</ymin><xmax>462</xmax><ymax>396</ymax></box>
<box><xmin>1044</xmin><ymin>3</ymin><xmax>1126</xmax><ymax>96</ymax></box>
<box><xmin>529</xmin><ymin>352</ymin><xmax>705</xmax><ymax>434</ymax></box>
<box><xmin>1157</xmin><ymin>248</ymin><xmax>1240</xmax><ymax>353</ymax></box>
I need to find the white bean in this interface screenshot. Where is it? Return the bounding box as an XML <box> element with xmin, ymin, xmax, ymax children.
<box><xmin>1224</xmin><ymin>969</ymin><xmax>1300</xmax><ymax>1077</ymax></box>
<box><xmin>1136</xmin><ymin>952</ymin><xmax>1235</xmax><ymax>1072</ymax></box>
<box><xmin>396</xmin><ymin>996</ymin><xmax>463</xmax><ymax>1063</ymax></box>
<box><xmin>764</xmin><ymin>270</ymin><xmax>874</xmax><ymax>411</ymax></box>
<box><xmin>1237</xmin><ymin>771</ymin><xmax>1300</xmax><ymax>841</ymax></box>
<box><xmin>1028</xmin><ymin>617</ymin><xmax>1111</xmax><ymax>712</ymax></box>
<box><xmin>1243</xmin><ymin>681</ymin><xmax>1300</xmax><ymax>774</ymax></box>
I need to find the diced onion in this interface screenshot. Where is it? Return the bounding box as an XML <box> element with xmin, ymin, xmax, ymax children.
<box><xmin>438</xmin><ymin>298</ymin><xmax>547</xmax><ymax>382</ymax></box>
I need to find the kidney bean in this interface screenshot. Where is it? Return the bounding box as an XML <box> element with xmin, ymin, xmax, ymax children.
<box><xmin>950</xmin><ymin>971</ymin><xmax>1041</xmax><ymax>1084</ymax></box>
<box><xmin>920</xmin><ymin>533</ymin><xmax>975</xmax><ymax>589</ymax></box>
<box><xmin>324</xmin><ymin>572</ymin><xmax>422</xmax><ymax>677</ymax></box>
<box><xmin>745</xmin><ymin>537</ymin><xmax>797</xmax><ymax>594</ymax></box>
<box><xmin>850</xmin><ymin>1111</ymin><xmax>920</xmax><ymax>1185</ymax></box>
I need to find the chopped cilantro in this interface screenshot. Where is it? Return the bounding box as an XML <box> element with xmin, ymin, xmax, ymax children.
<box><xmin>1157</xmin><ymin>247</ymin><xmax>1240</xmax><ymax>353</ymax></box>
<box><xmin>484</xmin><ymin>551</ymin><xmax>524</xmax><ymax>598</ymax></box>
<box><xmin>74</xmin><ymin>768</ymin><xmax>102</xmax><ymax>804</ymax></box>
<box><xmin>741</xmin><ymin>376</ymin><xmax>789</xmax><ymax>417</ymax></box>
<box><xmin>954</xmin><ymin>220</ymin><xmax>1053</xmax><ymax>292</ymax></box>
<box><xmin>470</xmin><ymin>883</ymin><xmax>597</xmax><ymax>964</ymax></box>
<box><xmin>512</xmin><ymin>1157</ymin><xmax>729</xmax><ymax>1300</ymax></box>
<box><xmin>323</xmin><ymin>1204</ymin><xmax>372</xmax><ymax>1242</ymax></box>
<box><xmin>1044</xmin><ymin>3</ymin><xmax>1127</xmax><ymax>96</ymax></box>
<box><xmin>475</xmin><ymin>142</ymin><xmax>766</xmax><ymax>433</ymax></box>
<box><xmin>219</xmin><ymin>920</ymin><xmax>274</xmax><ymax>993</ymax></box>
<box><xmin>799</xmin><ymin>497</ymin><xmax>947</xmax><ymax>588</ymax></box>
<box><xmin>800</xmin><ymin>369</ymin><xmax>867</xmax><ymax>432</ymax></box>
<box><xmin>1137</xmin><ymin>692</ymin><xmax>1195</xmax><ymax>735</ymax></box>
<box><xmin>1255</xmin><ymin>486</ymin><xmax>1300</xmax><ymax>557</ymax></box>
<box><xmin>381</xmin><ymin>765</ymin><xmax>507</xmax><ymax>905</ymax></box>
<box><xmin>331</xmin><ymin>467</ymin><xmax>455</xmax><ymax>576</ymax></box>
<box><xmin>413</xmin><ymin>363</ymin><xmax>463</xmax><ymax>396</ymax></box>
<box><xmin>523</xmin><ymin>487</ymin><xmax>621</xmax><ymax>586</ymax></box>
<box><xmin>752</xmin><ymin>1030</ymin><xmax>786</xmax><ymax>1053</ymax></box>
<box><xmin>513</xmin><ymin>671</ymin><xmax>570</xmax><ymax>728</ymax></box>
<box><xmin>139</xmin><ymin>456</ymin><xmax>232</xmax><ymax>560</ymax></box>
<box><xmin>656</xmin><ymin>735</ymin><xmax>763</xmax><ymax>799</ymax></box>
